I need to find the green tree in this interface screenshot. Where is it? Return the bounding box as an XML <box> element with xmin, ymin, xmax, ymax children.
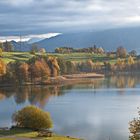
<box><xmin>129</xmin><ymin>50</ymin><xmax>137</xmax><ymax>57</ymax></box>
<box><xmin>12</xmin><ymin>105</ymin><xmax>53</xmax><ymax>130</ymax></box>
<box><xmin>0</xmin><ymin>48</ymin><xmax>3</xmax><ymax>57</ymax></box>
<box><xmin>3</xmin><ymin>41</ymin><xmax>14</xmax><ymax>52</ymax></box>
<box><xmin>0</xmin><ymin>42</ymin><xmax>3</xmax><ymax>50</ymax></box>
<box><xmin>30</xmin><ymin>44</ymin><xmax>39</xmax><ymax>55</ymax></box>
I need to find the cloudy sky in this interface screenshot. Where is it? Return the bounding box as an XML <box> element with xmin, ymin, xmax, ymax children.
<box><xmin>0</xmin><ymin>0</ymin><xmax>140</xmax><ymax>36</ymax></box>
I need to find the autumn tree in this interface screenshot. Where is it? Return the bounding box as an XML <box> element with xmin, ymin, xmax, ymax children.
<box><xmin>5</xmin><ymin>62</ymin><xmax>29</xmax><ymax>84</ymax></box>
<box><xmin>39</xmin><ymin>48</ymin><xmax>46</xmax><ymax>55</ymax></box>
<box><xmin>0</xmin><ymin>59</ymin><xmax>6</xmax><ymax>76</ymax></box>
<box><xmin>115</xmin><ymin>58</ymin><xmax>125</xmax><ymax>71</ymax></box>
<box><xmin>47</xmin><ymin>56</ymin><xmax>60</xmax><ymax>77</ymax></box>
<box><xmin>28</xmin><ymin>58</ymin><xmax>51</xmax><ymax>82</ymax></box>
<box><xmin>128</xmin><ymin>56</ymin><xmax>135</xmax><ymax>65</ymax></box>
<box><xmin>97</xmin><ymin>47</ymin><xmax>105</xmax><ymax>54</ymax></box>
<box><xmin>12</xmin><ymin>105</ymin><xmax>53</xmax><ymax>130</ymax></box>
<box><xmin>18</xmin><ymin>62</ymin><xmax>29</xmax><ymax>82</ymax></box>
<box><xmin>65</xmin><ymin>61</ymin><xmax>77</xmax><ymax>74</ymax></box>
<box><xmin>57</xmin><ymin>58</ymin><xmax>67</xmax><ymax>74</ymax></box>
<box><xmin>129</xmin><ymin>108</ymin><xmax>140</xmax><ymax>140</ymax></box>
<box><xmin>79</xmin><ymin>59</ymin><xmax>94</xmax><ymax>72</ymax></box>
<box><xmin>11</xmin><ymin>62</ymin><xmax>23</xmax><ymax>84</ymax></box>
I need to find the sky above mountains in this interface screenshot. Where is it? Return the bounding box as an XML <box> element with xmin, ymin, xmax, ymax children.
<box><xmin>0</xmin><ymin>0</ymin><xmax>140</xmax><ymax>36</ymax></box>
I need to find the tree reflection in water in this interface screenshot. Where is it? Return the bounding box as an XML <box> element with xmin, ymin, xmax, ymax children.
<box><xmin>0</xmin><ymin>74</ymin><xmax>140</xmax><ymax>107</ymax></box>
<box><xmin>0</xmin><ymin>85</ymin><xmax>72</xmax><ymax>108</ymax></box>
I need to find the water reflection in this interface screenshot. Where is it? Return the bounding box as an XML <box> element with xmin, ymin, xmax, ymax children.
<box><xmin>1</xmin><ymin>75</ymin><xmax>140</xmax><ymax>140</ymax></box>
<box><xmin>0</xmin><ymin>75</ymin><xmax>140</xmax><ymax>107</ymax></box>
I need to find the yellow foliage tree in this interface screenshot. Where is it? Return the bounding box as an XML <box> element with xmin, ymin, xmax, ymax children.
<box><xmin>128</xmin><ymin>56</ymin><xmax>135</xmax><ymax>65</ymax></box>
<box><xmin>0</xmin><ymin>59</ymin><xmax>6</xmax><ymax>76</ymax></box>
<box><xmin>12</xmin><ymin>105</ymin><xmax>53</xmax><ymax>130</ymax></box>
<box><xmin>48</xmin><ymin>56</ymin><xmax>60</xmax><ymax>77</ymax></box>
<box><xmin>116</xmin><ymin>58</ymin><xmax>126</xmax><ymax>65</ymax></box>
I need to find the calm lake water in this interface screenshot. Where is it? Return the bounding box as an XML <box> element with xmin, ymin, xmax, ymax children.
<box><xmin>1</xmin><ymin>75</ymin><xmax>140</xmax><ymax>140</ymax></box>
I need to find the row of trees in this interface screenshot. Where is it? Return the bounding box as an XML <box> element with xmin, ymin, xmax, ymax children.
<box><xmin>0</xmin><ymin>56</ymin><xmax>60</xmax><ymax>84</ymax></box>
<box><xmin>55</xmin><ymin>46</ymin><xmax>137</xmax><ymax>59</ymax></box>
<box><xmin>0</xmin><ymin>40</ymin><xmax>137</xmax><ymax>59</ymax></box>
<box><xmin>58</xmin><ymin>55</ymin><xmax>138</xmax><ymax>75</ymax></box>
<box><xmin>55</xmin><ymin>46</ymin><xmax>105</xmax><ymax>54</ymax></box>
<box><xmin>0</xmin><ymin>41</ymin><xmax>47</xmax><ymax>55</ymax></box>
<box><xmin>0</xmin><ymin>54</ymin><xmax>139</xmax><ymax>85</ymax></box>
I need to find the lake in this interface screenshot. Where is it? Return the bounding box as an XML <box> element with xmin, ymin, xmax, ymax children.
<box><xmin>0</xmin><ymin>75</ymin><xmax>140</xmax><ymax>140</ymax></box>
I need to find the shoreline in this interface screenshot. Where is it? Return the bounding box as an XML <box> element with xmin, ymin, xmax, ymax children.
<box><xmin>0</xmin><ymin>73</ymin><xmax>104</xmax><ymax>88</ymax></box>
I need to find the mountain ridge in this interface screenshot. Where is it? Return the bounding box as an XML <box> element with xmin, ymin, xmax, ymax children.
<box><xmin>12</xmin><ymin>26</ymin><xmax>140</xmax><ymax>53</ymax></box>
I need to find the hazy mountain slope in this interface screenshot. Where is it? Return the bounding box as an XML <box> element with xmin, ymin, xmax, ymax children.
<box><xmin>11</xmin><ymin>27</ymin><xmax>140</xmax><ymax>52</ymax></box>
<box><xmin>36</xmin><ymin>27</ymin><xmax>140</xmax><ymax>52</ymax></box>
<box><xmin>11</xmin><ymin>41</ymin><xmax>31</xmax><ymax>51</ymax></box>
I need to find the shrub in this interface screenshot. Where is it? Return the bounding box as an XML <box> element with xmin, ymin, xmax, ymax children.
<box><xmin>129</xmin><ymin>109</ymin><xmax>140</xmax><ymax>140</ymax></box>
<box><xmin>12</xmin><ymin>106</ymin><xmax>53</xmax><ymax>130</ymax></box>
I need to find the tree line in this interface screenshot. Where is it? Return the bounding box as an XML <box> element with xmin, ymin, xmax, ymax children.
<box><xmin>0</xmin><ymin>54</ymin><xmax>139</xmax><ymax>85</ymax></box>
<box><xmin>0</xmin><ymin>56</ymin><xmax>60</xmax><ymax>84</ymax></box>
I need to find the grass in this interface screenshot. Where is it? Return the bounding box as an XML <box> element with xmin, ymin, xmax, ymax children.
<box><xmin>50</xmin><ymin>52</ymin><xmax>121</xmax><ymax>64</ymax></box>
<box><xmin>15</xmin><ymin>131</ymin><xmax>38</xmax><ymax>138</ymax></box>
<box><xmin>0</xmin><ymin>138</ymin><xmax>15</xmax><ymax>140</ymax></box>
<box><xmin>0</xmin><ymin>128</ymin><xmax>80</xmax><ymax>140</ymax></box>
<box><xmin>0</xmin><ymin>128</ymin><xmax>33</xmax><ymax>136</ymax></box>
<box><xmin>0</xmin><ymin>51</ymin><xmax>124</xmax><ymax>65</ymax></box>
<box><xmin>1</xmin><ymin>52</ymin><xmax>34</xmax><ymax>63</ymax></box>
<box><xmin>44</xmin><ymin>137</ymin><xmax>80</xmax><ymax>140</ymax></box>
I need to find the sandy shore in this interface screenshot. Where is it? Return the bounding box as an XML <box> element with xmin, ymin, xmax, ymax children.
<box><xmin>63</xmin><ymin>73</ymin><xmax>104</xmax><ymax>79</ymax></box>
<box><xmin>46</xmin><ymin>73</ymin><xmax>104</xmax><ymax>85</ymax></box>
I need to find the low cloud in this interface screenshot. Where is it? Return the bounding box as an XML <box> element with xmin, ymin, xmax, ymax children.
<box><xmin>0</xmin><ymin>0</ymin><xmax>140</xmax><ymax>35</ymax></box>
<box><xmin>0</xmin><ymin>33</ymin><xmax>60</xmax><ymax>42</ymax></box>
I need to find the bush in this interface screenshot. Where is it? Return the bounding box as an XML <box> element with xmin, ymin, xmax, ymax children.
<box><xmin>12</xmin><ymin>106</ymin><xmax>53</xmax><ymax>130</ymax></box>
<box><xmin>129</xmin><ymin>109</ymin><xmax>140</xmax><ymax>140</ymax></box>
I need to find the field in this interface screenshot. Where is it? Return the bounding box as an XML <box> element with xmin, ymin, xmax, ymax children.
<box><xmin>1</xmin><ymin>52</ymin><xmax>34</xmax><ymax>63</ymax></box>
<box><xmin>0</xmin><ymin>52</ymin><xmax>118</xmax><ymax>64</ymax></box>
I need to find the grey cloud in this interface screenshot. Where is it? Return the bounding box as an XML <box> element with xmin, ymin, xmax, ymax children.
<box><xmin>0</xmin><ymin>0</ymin><xmax>140</xmax><ymax>35</ymax></box>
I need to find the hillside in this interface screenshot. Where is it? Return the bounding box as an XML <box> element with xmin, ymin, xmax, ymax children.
<box><xmin>36</xmin><ymin>27</ymin><xmax>140</xmax><ymax>52</ymax></box>
<box><xmin>12</xmin><ymin>26</ymin><xmax>140</xmax><ymax>53</ymax></box>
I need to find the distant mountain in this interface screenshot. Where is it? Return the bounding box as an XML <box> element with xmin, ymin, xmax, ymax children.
<box><xmin>11</xmin><ymin>41</ymin><xmax>31</xmax><ymax>51</ymax></box>
<box><xmin>12</xmin><ymin>27</ymin><xmax>140</xmax><ymax>53</ymax></box>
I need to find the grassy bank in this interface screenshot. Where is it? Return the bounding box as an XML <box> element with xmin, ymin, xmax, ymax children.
<box><xmin>0</xmin><ymin>128</ymin><xmax>80</xmax><ymax>140</ymax></box>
